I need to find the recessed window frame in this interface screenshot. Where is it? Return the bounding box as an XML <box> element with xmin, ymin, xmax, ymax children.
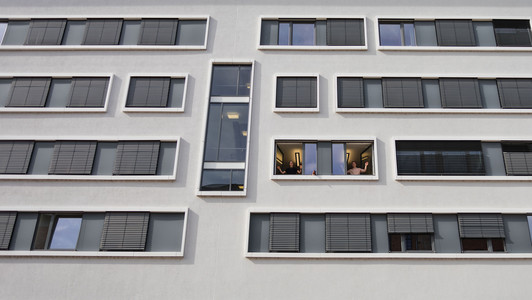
<box><xmin>0</xmin><ymin>136</ymin><xmax>180</xmax><ymax>181</ymax></box>
<box><xmin>376</xmin><ymin>16</ymin><xmax>532</xmax><ymax>52</ymax></box>
<box><xmin>271</xmin><ymin>137</ymin><xmax>378</xmax><ymax>181</ymax></box>
<box><xmin>273</xmin><ymin>74</ymin><xmax>320</xmax><ymax>113</ymax></box>
<box><xmin>0</xmin><ymin>207</ymin><xmax>188</xmax><ymax>257</ymax></box>
<box><xmin>197</xmin><ymin>60</ymin><xmax>255</xmax><ymax>197</ymax></box>
<box><xmin>393</xmin><ymin>137</ymin><xmax>532</xmax><ymax>182</ymax></box>
<box><xmin>0</xmin><ymin>73</ymin><xmax>113</xmax><ymax>112</ymax></box>
<box><xmin>122</xmin><ymin>73</ymin><xmax>188</xmax><ymax>113</ymax></box>
<box><xmin>0</xmin><ymin>16</ymin><xmax>210</xmax><ymax>50</ymax></box>
<box><xmin>334</xmin><ymin>74</ymin><xmax>532</xmax><ymax>114</ymax></box>
<box><xmin>258</xmin><ymin>16</ymin><xmax>367</xmax><ymax>51</ymax></box>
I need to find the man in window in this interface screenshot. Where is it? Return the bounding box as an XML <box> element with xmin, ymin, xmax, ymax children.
<box><xmin>277</xmin><ymin>160</ymin><xmax>301</xmax><ymax>174</ymax></box>
<box><xmin>347</xmin><ymin>161</ymin><xmax>368</xmax><ymax>175</ymax></box>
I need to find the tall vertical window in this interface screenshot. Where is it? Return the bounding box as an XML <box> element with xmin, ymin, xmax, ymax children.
<box><xmin>200</xmin><ymin>64</ymin><xmax>253</xmax><ymax>193</ymax></box>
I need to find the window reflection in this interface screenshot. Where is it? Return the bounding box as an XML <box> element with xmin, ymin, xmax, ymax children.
<box><xmin>379</xmin><ymin>23</ymin><xmax>401</xmax><ymax>46</ymax></box>
<box><xmin>292</xmin><ymin>23</ymin><xmax>314</xmax><ymax>45</ymax></box>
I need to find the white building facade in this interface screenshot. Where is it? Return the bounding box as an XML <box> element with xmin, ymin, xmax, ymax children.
<box><xmin>1</xmin><ymin>0</ymin><xmax>532</xmax><ymax>299</ymax></box>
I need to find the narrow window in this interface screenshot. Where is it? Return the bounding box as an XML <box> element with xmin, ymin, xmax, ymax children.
<box><xmin>200</xmin><ymin>64</ymin><xmax>252</xmax><ymax>192</ymax></box>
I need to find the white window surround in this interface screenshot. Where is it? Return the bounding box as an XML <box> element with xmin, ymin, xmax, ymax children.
<box><xmin>375</xmin><ymin>16</ymin><xmax>532</xmax><ymax>52</ymax></box>
<box><xmin>270</xmin><ymin>136</ymin><xmax>378</xmax><ymax>181</ymax></box>
<box><xmin>121</xmin><ymin>73</ymin><xmax>188</xmax><ymax>113</ymax></box>
<box><xmin>244</xmin><ymin>209</ymin><xmax>532</xmax><ymax>259</ymax></box>
<box><xmin>273</xmin><ymin>74</ymin><xmax>320</xmax><ymax>113</ymax></box>
<box><xmin>334</xmin><ymin>73</ymin><xmax>532</xmax><ymax>114</ymax></box>
<box><xmin>392</xmin><ymin>136</ymin><xmax>532</xmax><ymax>182</ymax></box>
<box><xmin>0</xmin><ymin>15</ymin><xmax>209</xmax><ymax>51</ymax></box>
<box><xmin>196</xmin><ymin>59</ymin><xmax>255</xmax><ymax>197</ymax></box>
<box><xmin>0</xmin><ymin>207</ymin><xmax>188</xmax><ymax>258</ymax></box>
<box><xmin>0</xmin><ymin>136</ymin><xmax>180</xmax><ymax>181</ymax></box>
<box><xmin>257</xmin><ymin>16</ymin><xmax>368</xmax><ymax>51</ymax></box>
<box><xmin>0</xmin><ymin>73</ymin><xmax>113</xmax><ymax>113</ymax></box>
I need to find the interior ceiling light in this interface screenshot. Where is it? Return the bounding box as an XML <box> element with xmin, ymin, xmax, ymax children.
<box><xmin>226</xmin><ymin>112</ymin><xmax>239</xmax><ymax>119</ymax></box>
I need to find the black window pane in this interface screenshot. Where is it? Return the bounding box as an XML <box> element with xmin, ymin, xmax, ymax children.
<box><xmin>492</xmin><ymin>238</ymin><xmax>505</xmax><ymax>252</ymax></box>
<box><xmin>406</xmin><ymin>234</ymin><xmax>432</xmax><ymax>251</ymax></box>
<box><xmin>493</xmin><ymin>20</ymin><xmax>532</xmax><ymax>47</ymax></box>
<box><xmin>218</xmin><ymin>104</ymin><xmax>249</xmax><ymax>161</ymax></box>
<box><xmin>389</xmin><ymin>234</ymin><xmax>402</xmax><ymax>252</ymax></box>
<box><xmin>462</xmin><ymin>238</ymin><xmax>488</xmax><ymax>251</ymax></box>
<box><xmin>200</xmin><ymin>169</ymin><xmax>231</xmax><ymax>191</ymax></box>
<box><xmin>230</xmin><ymin>170</ymin><xmax>245</xmax><ymax>191</ymax></box>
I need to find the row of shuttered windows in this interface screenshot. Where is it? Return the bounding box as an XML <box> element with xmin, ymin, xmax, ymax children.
<box><xmin>0</xmin><ymin>211</ymin><xmax>184</xmax><ymax>252</ymax></box>
<box><xmin>249</xmin><ymin>213</ymin><xmax>531</xmax><ymax>253</ymax></box>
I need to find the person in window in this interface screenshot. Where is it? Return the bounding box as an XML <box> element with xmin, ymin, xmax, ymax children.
<box><xmin>347</xmin><ymin>161</ymin><xmax>369</xmax><ymax>175</ymax></box>
<box><xmin>277</xmin><ymin>160</ymin><xmax>301</xmax><ymax>174</ymax></box>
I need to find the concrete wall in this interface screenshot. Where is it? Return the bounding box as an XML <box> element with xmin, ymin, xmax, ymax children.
<box><xmin>0</xmin><ymin>0</ymin><xmax>532</xmax><ymax>299</ymax></box>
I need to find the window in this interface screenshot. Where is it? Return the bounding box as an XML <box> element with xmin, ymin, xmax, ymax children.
<box><xmin>275</xmin><ymin>140</ymin><xmax>374</xmax><ymax>176</ymax></box>
<box><xmin>275</xmin><ymin>76</ymin><xmax>318</xmax><ymax>110</ymax></box>
<box><xmin>0</xmin><ymin>76</ymin><xmax>110</xmax><ymax>109</ymax></box>
<box><xmin>493</xmin><ymin>20</ymin><xmax>532</xmax><ymax>46</ymax></box>
<box><xmin>260</xmin><ymin>18</ymin><xmax>364</xmax><ymax>47</ymax></box>
<box><xmin>458</xmin><ymin>214</ymin><xmax>506</xmax><ymax>252</ymax></box>
<box><xmin>496</xmin><ymin>79</ymin><xmax>532</xmax><ymax>108</ymax></box>
<box><xmin>379</xmin><ymin>19</ymin><xmax>532</xmax><ymax>48</ymax></box>
<box><xmin>0</xmin><ymin>141</ymin><xmax>34</xmax><ymax>174</ymax></box>
<box><xmin>0</xmin><ymin>139</ymin><xmax>177</xmax><ymax>178</ymax></box>
<box><xmin>126</xmin><ymin>77</ymin><xmax>186</xmax><ymax>109</ymax></box>
<box><xmin>396</xmin><ymin>141</ymin><xmax>485</xmax><ymax>176</ymax></box>
<box><xmin>200</xmin><ymin>64</ymin><xmax>253</xmax><ymax>193</ymax></box>
<box><xmin>32</xmin><ymin>214</ymin><xmax>82</xmax><ymax>250</ymax></box>
<box><xmin>501</xmin><ymin>142</ymin><xmax>532</xmax><ymax>175</ymax></box>
<box><xmin>379</xmin><ymin>21</ymin><xmax>416</xmax><ymax>46</ymax></box>
<box><xmin>4</xmin><ymin>211</ymin><xmax>185</xmax><ymax>253</ymax></box>
<box><xmin>1</xmin><ymin>18</ymin><xmax>207</xmax><ymax>47</ymax></box>
<box><xmin>439</xmin><ymin>78</ymin><xmax>482</xmax><ymax>108</ymax></box>
<box><xmin>0</xmin><ymin>212</ymin><xmax>17</xmax><ymax>250</ymax></box>
<box><xmin>387</xmin><ymin>214</ymin><xmax>434</xmax><ymax>252</ymax></box>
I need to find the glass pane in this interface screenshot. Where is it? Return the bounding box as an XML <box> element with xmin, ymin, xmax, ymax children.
<box><xmin>230</xmin><ymin>169</ymin><xmax>245</xmax><ymax>191</ymax></box>
<box><xmin>33</xmin><ymin>214</ymin><xmax>52</xmax><ymax>249</ymax></box>
<box><xmin>46</xmin><ymin>79</ymin><xmax>72</xmax><ymax>107</ymax></box>
<box><xmin>204</xmin><ymin>103</ymin><xmax>222</xmax><ymax>161</ymax></box>
<box><xmin>389</xmin><ymin>234</ymin><xmax>402</xmax><ymax>252</ymax></box>
<box><xmin>211</xmin><ymin>66</ymin><xmax>238</xmax><ymax>96</ymax></box>
<box><xmin>168</xmin><ymin>78</ymin><xmax>185</xmax><ymax>108</ymax></box>
<box><xmin>62</xmin><ymin>21</ymin><xmax>86</xmax><ymax>45</ymax></box>
<box><xmin>492</xmin><ymin>238</ymin><xmax>505</xmax><ymax>252</ymax></box>
<box><xmin>2</xmin><ymin>21</ymin><xmax>29</xmax><ymax>45</ymax></box>
<box><xmin>237</xmin><ymin>66</ymin><xmax>252</xmax><ymax>97</ymax></box>
<box><xmin>0</xmin><ymin>78</ymin><xmax>13</xmax><ymax>107</ymax></box>
<box><xmin>176</xmin><ymin>20</ymin><xmax>206</xmax><ymax>46</ymax></box>
<box><xmin>218</xmin><ymin>104</ymin><xmax>249</xmax><ymax>161</ymax></box>
<box><xmin>278</xmin><ymin>22</ymin><xmax>290</xmax><ymax>45</ymax></box>
<box><xmin>0</xmin><ymin>23</ymin><xmax>7</xmax><ymax>44</ymax></box>
<box><xmin>403</xmin><ymin>23</ymin><xmax>416</xmax><ymax>46</ymax></box>
<box><xmin>304</xmin><ymin>143</ymin><xmax>317</xmax><ymax>175</ymax></box>
<box><xmin>396</xmin><ymin>151</ymin><xmax>422</xmax><ymax>175</ymax></box>
<box><xmin>119</xmin><ymin>20</ymin><xmax>141</xmax><ymax>45</ymax></box>
<box><xmin>462</xmin><ymin>238</ymin><xmax>488</xmax><ymax>251</ymax></box>
<box><xmin>332</xmin><ymin>143</ymin><xmax>346</xmax><ymax>175</ymax></box>
<box><xmin>49</xmin><ymin>217</ymin><xmax>82</xmax><ymax>250</ymax></box>
<box><xmin>414</xmin><ymin>21</ymin><xmax>438</xmax><ymax>46</ymax></box>
<box><xmin>201</xmin><ymin>169</ymin><xmax>230</xmax><ymax>191</ymax></box>
<box><xmin>292</xmin><ymin>23</ymin><xmax>314</xmax><ymax>45</ymax></box>
<box><xmin>407</xmin><ymin>234</ymin><xmax>432</xmax><ymax>251</ymax></box>
<box><xmin>442</xmin><ymin>151</ymin><xmax>468</xmax><ymax>174</ymax></box>
<box><xmin>422</xmin><ymin>151</ymin><xmax>441</xmax><ymax>174</ymax></box>
<box><xmin>379</xmin><ymin>23</ymin><xmax>401</xmax><ymax>46</ymax></box>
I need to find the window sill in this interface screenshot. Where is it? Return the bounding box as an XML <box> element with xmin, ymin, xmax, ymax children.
<box><xmin>123</xmin><ymin>107</ymin><xmax>184</xmax><ymax>113</ymax></box>
<box><xmin>0</xmin><ymin>107</ymin><xmax>107</xmax><ymax>113</ymax></box>
<box><xmin>378</xmin><ymin>46</ymin><xmax>532</xmax><ymax>52</ymax></box>
<box><xmin>196</xmin><ymin>190</ymin><xmax>246</xmax><ymax>197</ymax></box>
<box><xmin>272</xmin><ymin>175</ymin><xmax>378</xmax><ymax>181</ymax></box>
<box><xmin>336</xmin><ymin>108</ymin><xmax>532</xmax><ymax>114</ymax></box>
<box><xmin>0</xmin><ymin>175</ymin><xmax>176</xmax><ymax>181</ymax></box>
<box><xmin>0</xmin><ymin>251</ymin><xmax>183</xmax><ymax>258</ymax></box>
<box><xmin>274</xmin><ymin>107</ymin><xmax>319</xmax><ymax>113</ymax></box>
<box><xmin>395</xmin><ymin>175</ymin><xmax>532</xmax><ymax>181</ymax></box>
<box><xmin>259</xmin><ymin>45</ymin><xmax>367</xmax><ymax>51</ymax></box>
<box><xmin>246</xmin><ymin>252</ymin><xmax>532</xmax><ymax>259</ymax></box>
<box><xmin>0</xmin><ymin>45</ymin><xmax>207</xmax><ymax>51</ymax></box>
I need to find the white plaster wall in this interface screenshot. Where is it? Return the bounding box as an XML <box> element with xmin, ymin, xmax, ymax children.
<box><xmin>0</xmin><ymin>0</ymin><xmax>532</xmax><ymax>299</ymax></box>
